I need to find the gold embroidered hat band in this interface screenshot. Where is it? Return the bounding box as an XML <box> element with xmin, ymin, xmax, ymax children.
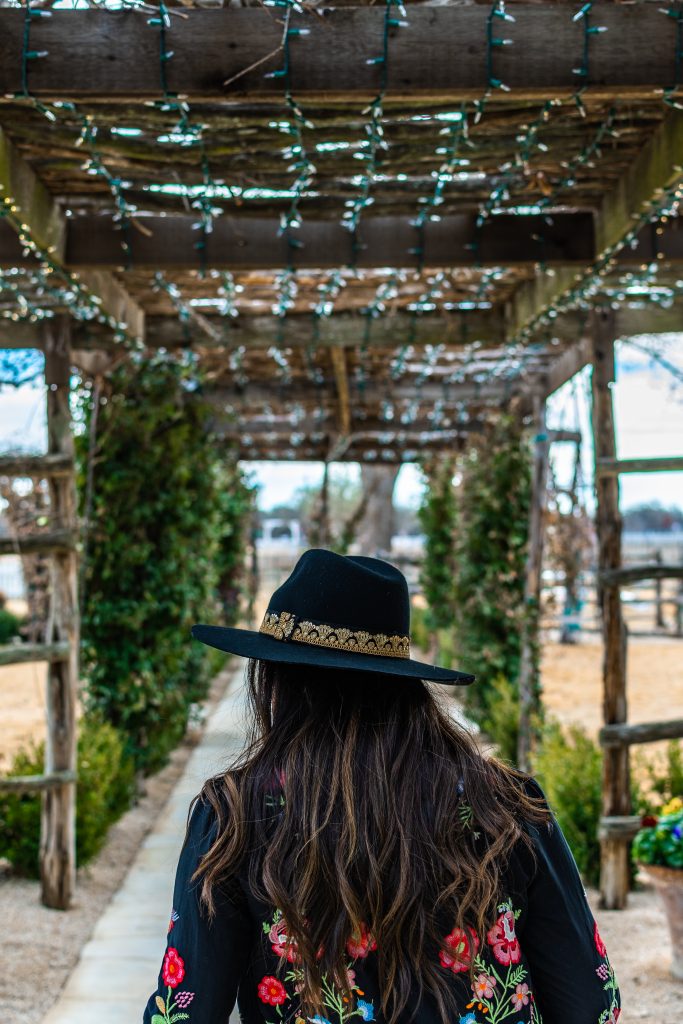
<box><xmin>259</xmin><ymin>609</ymin><xmax>411</xmax><ymax>659</ymax></box>
<box><xmin>191</xmin><ymin>548</ymin><xmax>475</xmax><ymax>685</ymax></box>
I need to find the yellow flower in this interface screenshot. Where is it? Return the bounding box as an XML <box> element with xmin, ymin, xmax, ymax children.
<box><xmin>662</xmin><ymin>796</ymin><xmax>683</xmax><ymax>816</ymax></box>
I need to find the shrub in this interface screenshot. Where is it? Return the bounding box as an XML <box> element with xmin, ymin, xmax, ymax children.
<box><xmin>480</xmin><ymin>675</ymin><xmax>520</xmax><ymax>765</ymax></box>
<box><xmin>0</xmin><ymin>715</ymin><xmax>136</xmax><ymax>877</ymax></box>
<box><xmin>0</xmin><ymin>606</ymin><xmax>23</xmax><ymax>643</ymax></box>
<box><xmin>418</xmin><ymin>456</ymin><xmax>459</xmax><ymax>633</ymax></box>
<box><xmin>532</xmin><ymin>719</ymin><xmax>603</xmax><ymax>887</ymax></box>
<box><xmin>633</xmin><ymin>802</ymin><xmax>683</xmax><ymax>870</ymax></box>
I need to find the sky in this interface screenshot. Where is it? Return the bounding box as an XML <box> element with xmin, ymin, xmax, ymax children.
<box><xmin>0</xmin><ymin>334</ymin><xmax>681</xmax><ymax>514</ymax></box>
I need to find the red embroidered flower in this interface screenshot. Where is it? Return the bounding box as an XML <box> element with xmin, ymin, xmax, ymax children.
<box><xmin>162</xmin><ymin>947</ymin><xmax>185</xmax><ymax>988</ymax></box>
<box><xmin>439</xmin><ymin>926</ymin><xmax>480</xmax><ymax>973</ymax></box>
<box><xmin>346</xmin><ymin>923</ymin><xmax>377</xmax><ymax>959</ymax></box>
<box><xmin>258</xmin><ymin>975</ymin><xmax>288</xmax><ymax>1006</ymax></box>
<box><xmin>486</xmin><ymin>910</ymin><xmax>521</xmax><ymax>966</ymax></box>
<box><xmin>593</xmin><ymin>920</ymin><xmax>607</xmax><ymax>958</ymax></box>
<box><xmin>640</xmin><ymin>814</ymin><xmax>658</xmax><ymax>828</ymax></box>
<box><xmin>269</xmin><ymin>917</ymin><xmax>300</xmax><ymax>963</ymax></box>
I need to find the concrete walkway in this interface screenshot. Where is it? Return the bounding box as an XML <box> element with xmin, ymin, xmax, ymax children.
<box><xmin>43</xmin><ymin>669</ymin><xmax>247</xmax><ymax>1024</ymax></box>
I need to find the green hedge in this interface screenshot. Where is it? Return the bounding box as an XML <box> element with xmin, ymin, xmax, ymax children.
<box><xmin>0</xmin><ymin>715</ymin><xmax>136</xmax><ymax>877</ymax></box>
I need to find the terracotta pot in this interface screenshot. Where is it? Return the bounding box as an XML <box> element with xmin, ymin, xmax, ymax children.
<box><xmin>639</xmin><ymin>863</ymin><xmax>683</xmax><ymax>981</ymax></box>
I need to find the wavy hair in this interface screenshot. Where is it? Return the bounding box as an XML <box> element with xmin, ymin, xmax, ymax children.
<box><xmin>191</xmin><ymin>659</ymin><xmax>549</xmax><ymax>1024</ymax></box>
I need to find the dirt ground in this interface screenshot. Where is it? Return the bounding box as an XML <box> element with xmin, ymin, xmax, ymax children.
<box><xmin>0</xmin><ymin>640</ymin><xmax>681</xmax><ymax>1020</ymax></box>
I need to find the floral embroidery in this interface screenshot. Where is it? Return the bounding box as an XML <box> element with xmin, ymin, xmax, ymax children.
<box><xmin>152</xmin><ymin>945</ymin><xmax>195</xmax><ymax>1024</ymax></box>
<box><xmin>439</xmin><ymin>925</ymin><xmax>480</xmax><ymax>974</ymax></box>
<box><xmin>258</xmin><ymin>976</ymin><xmax>288</xmax><ymax>1006</ymax></box>
<box><xmin>593</xmin><ymin>917</ymin><xmax>620</xmax><ymax>1024</ymax></box>
<box><xmin>593</xmin><ymin>920</ymin><xmax>606</xmax><ymax>958</ymax></box>
<box><xmin>269</xmin><ymin>914</ymin><xmax>301</xmax><ymax>963</ymax></box>
<box><xmin>473</xmin><ymin>972</ymin><xmax>496</xmax><ymax>1000</ymax></box>
<box><xmin>168</xmin><ymin>909</ymin><xmax>179</xmax><ymax>934</ymax></box>
<box><xmin>486</xmin><ymin>904</ymin><xmax>522</xmax><ymax>966</ymax></box>
<box><xmin>162</xmin><ymin>948</ymin><xmax>186</xmax><ymax>988</ymax></box>
<box><xmin>346</xmin><ymin>923</ymin><xmax>377</xmax><ymax>959</ymax></box>
<box><xmin>259</xmin><ymin>908</ymin><xmax>377</xmax><ymax>1022</ymax></box>
<box><xmin>511</xmin><ymin>983</ymin><xmax>530</xmax><ymax>1010</ymax></box>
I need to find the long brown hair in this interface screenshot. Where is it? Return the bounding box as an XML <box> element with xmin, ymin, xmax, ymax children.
<box><xmin>192</xmin><ymin>659</ymin><xmax>549</xmax><ymax>1024</ymax></box>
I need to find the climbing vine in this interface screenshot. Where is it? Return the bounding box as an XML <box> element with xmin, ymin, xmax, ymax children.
<box><xmin>74</xmin><ymin>353</ymin><xmax>253</xmax><ymax>773</ymax></box>
<box><xmin>453</xmin><ymin>416</ymin><xmax>532</xmax><ymax>721</ymax></box>
<box><xmin>417</xmin><ymin>455</ymin><xmax>459</xmax><ymax>636</ymax></box>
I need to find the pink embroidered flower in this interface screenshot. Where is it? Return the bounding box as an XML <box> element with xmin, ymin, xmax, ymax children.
<box><xmin>439</xmin><ymin>926</ymin><xmax>480</xmax><ymax>974</ymax></box>
<box><xmin>346</xmin><ymin>923</ymin><xmax>377</xmax><ymax>959</ymax></box>
<box><xmin>258</xmin><ymin>975</ymin><xmax>288</xmax><ymax>1006</ymax></box>
<box><xmin>472</xmin><ymin>972</ymin><xmax>496</xmax><ymax>1000</ymax></box>
<box><xmin>269</xmin><ymin>916</ymin><xmax>300</xmax><ymax>963</ymax></box>
<box><xmin>511</xmin><ymin>983</ymin><xmax>530</xmax><ymax>1010</ymax></box>
<box><xmin>596</xmin><ymin>963</ymin><xmax>610</xmax><ymax>981</ymax></box>
<box><xmin>593</xmin><ymin>920</ymin><xmax>607</xmax><ymax>958</ymax></box>
<box><xmin>486</xmin><ymin>910</ymin><xmax>521</xmax><ymax>965</ymax></box>
<box><xmin>162</xmin><ymin>947</ymin><xmax>185</xmax><ymax>988</ymax></box>
<box><xmin>176</xmin><ymin>991</ymin><xmax>195</xmax><ymax>1009</ymax></box>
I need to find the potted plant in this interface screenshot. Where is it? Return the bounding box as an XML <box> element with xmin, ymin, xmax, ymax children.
<box><xmin>633</xmin><ymin>797</ymin><xmax>683</xmax><ymax>980</ymax></box>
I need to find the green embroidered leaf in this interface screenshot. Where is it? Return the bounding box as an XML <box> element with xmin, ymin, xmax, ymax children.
<box><xmin>168</xmin><ymin>1015</ymin><xmax>190</xmax><ymax>1023</ymax></box>
<box><xmin>458</xmin><ymin>803</ymin><xmax>474</xmax><ymax>829</ymax></box>
<box><xmin>506</xmin><ymin>964</ymin><xmax>527</xmax><ymax>988</ymax></box>
<box><xmin>263</xmin><ymin>921</ymin><xmax>271</xmax><ymax>934</ymax></box>
<box><xmin>151</xmin><ymin>1015</ymin><xmax>165</xmax><ymax>1024</ymax></box>
<box><xmin>513</xmin><ymin>908</ymin><xmax>522</xmax><ymax>920</ymax></box>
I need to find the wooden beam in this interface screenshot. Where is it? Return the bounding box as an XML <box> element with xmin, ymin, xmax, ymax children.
<box><xmin>0</xmin><ymin>6</ymin><xmax>677</xmax><ymax>100</ymax></box>
<box><xmin>0</xmin><ymin>126</ymin><xmax>65</xmax><ymax>259</ymax></box>
<box><xmin>329</xmin><ymin>347</ymin><xmax>351</xmax><ymax>436</ymax></box>
<box><xmin>507</xmin><ymin>111</ymin><xmax>683</xmax><ymax>339</ymax></box>
<box><xmin>600</xmin><ymin>564</ymin><xmax>683</xmax><ymax>587</ymax></box>
<box><xmin>600</xmin><ymin>718</ymin><xmax>683</xmax><ymax>748</ymax></box>
<box><xmin>518</xmin><ymin>396</ymin><xmax>549</xmax><ymax>770</ymax></box>
<box><xmin>0</xmin><ymin>640</ymin><xmax>70</xmax><ymax>666</ymax></box>
<box><xmin>0</xmin><ymin>453</ymin><xmax>73</xmax><ymax>478</ymax></box>
<box><xmin>597</xmin><ymin>456</ymin><xmax>683</xmax><ymax>476</ymax></box>
<box><xmin>55</xmin><ymin>213</ymin><xmax>594</xmax><ymax>271</ymax></box>
<box><xmin>536</xmin><ymin>335</ymin><xmax>592</xmax><ymax>398</ymax></box>
<box><xmin>0</xmin><ymin>528</ymin><xmax>76</xmax><ymax>555</ymax></box>
<box><xmin>0</xmin><ymin>770</ymin><xmax>77</xmax><ymax>795</ymax></box>
<box><xmin>207</xmin><ymin>380</ymin><xmax>524</xmax><ymax>407</ymax></box>
<box><xmin>0</xmin><ymin>126</ymin><xmax>144</xmax><ymax>342</ymax></box>
<box><xmin>8</xmin><ymin>213</ymin><xmax>683</xmax><ymax>274</ymax></box>
<box><xmin>590</xmin><ymin>309</ymin><xmax>630</xmax><ymax>912</ymax></box>
<box><xmin>40</xmin><ymin>316</ymin><xmax>78</xmax><ymax>911</ymax></box>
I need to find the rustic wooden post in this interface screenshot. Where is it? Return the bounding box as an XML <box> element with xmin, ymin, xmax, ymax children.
<box><xmin>41</xmin><ymin>316</ymin><xmax>79</xmax><ymax>910</ymax></box>
<box><xmin>356</xmin><ymin>465</ymin><xmax>399</xmax><ymax>557</ymax></box>
<box><xmin>590</xmin><ymin>310</ymin><xmax>630</xmax><ymax>910</ymax></box>
<box><xmin>517</xmin><ymin>396</ymin><xmax>550</xmax><ymax>771</ymax></box>
<box><xmin>654</xmin><ymin>550</ymin><xmax>665</xmax><ymax>629</ymax></box>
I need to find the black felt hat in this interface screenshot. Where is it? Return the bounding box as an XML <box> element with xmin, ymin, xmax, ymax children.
<box><xmin>191</xmin><ymin>548</ymin><xmax>474</xmax><ymax>685</ymax></box>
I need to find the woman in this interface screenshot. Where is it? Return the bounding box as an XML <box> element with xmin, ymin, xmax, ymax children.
<box><xmin>143</xmin><ymin>549</ymin><xmax>621</xmax><ymax>1024</ymax></box>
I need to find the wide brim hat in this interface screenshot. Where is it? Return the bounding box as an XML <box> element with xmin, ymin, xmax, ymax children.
<box><xmin>191</xmin><ymin>548</ymin><xmax>474</xmax><ymax>685</ymax></box>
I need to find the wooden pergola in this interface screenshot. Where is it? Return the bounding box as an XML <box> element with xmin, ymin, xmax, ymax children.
<box><xmin>0</xmin><ymin>0</ymin><xmax>682</xmax><ymax>910</ymax></box>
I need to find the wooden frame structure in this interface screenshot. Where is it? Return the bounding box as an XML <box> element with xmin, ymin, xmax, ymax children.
<box><xmin>0</xmin><ymin>1</ymin><xmax>681</xmax><ymax>909</ymax></box>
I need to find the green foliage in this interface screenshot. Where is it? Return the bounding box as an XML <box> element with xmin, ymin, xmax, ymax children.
<box><xmin>0</xmin><ymin>714</ymin><xmax>136</xmax><ymax>877</ymax></box>
<box><xmin>0</xmin><ymin>606</ymin><xmax>23</xmax><ymax>643</ymax></box>
<box><xmin>74</xmin><ymin>354</ymin><xmax>251</xmax><ymax>773</ymax></box>
<box><xmin>532</xmin><ymin>719</ymin><xmax>603</xmax><ymax>887</ymax></box>
<box><xmin>633</xmin><ymin>807</ymin><xmax>683</xmax><ymax>870</ymax></box>
<box><xmin>480</xmin><ymin>675</ymin><xmax>520</xmax><ymax>764</ymax></box>
<box><xmin>214</xmin><ymin>462</ymin><xmax>255</xmax><ymax>626</ymax></box>
<box><xmin>418</xmin><ymin>457</ymin><xmax>459</xmax><ymax>632</ymax></box>
<box><xmin>453</xmin><ymin>417</ymin><xmax>532</xmax><ymax>721</ymax></box>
